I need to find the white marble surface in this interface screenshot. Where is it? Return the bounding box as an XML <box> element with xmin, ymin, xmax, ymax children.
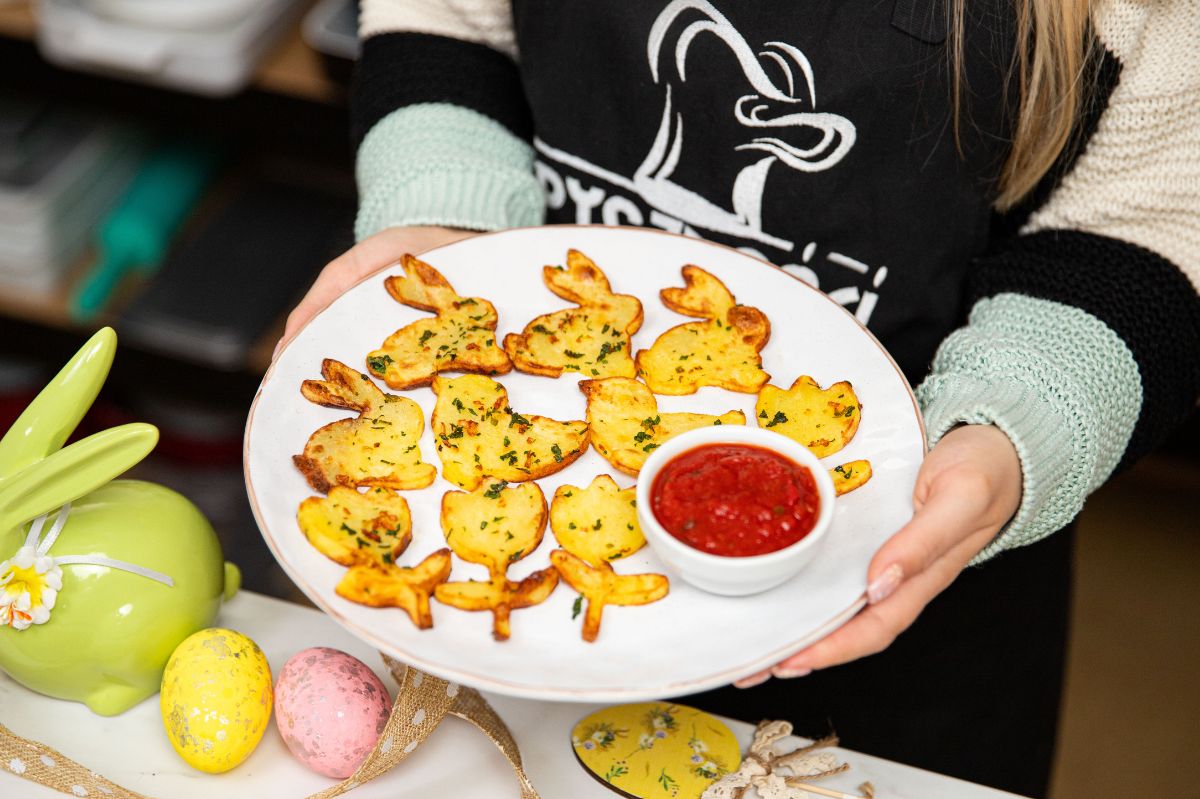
<box><xmin>0</xmin><ymin>592</ymin><xmax>1026</xmax><ymax>799</ymax></box>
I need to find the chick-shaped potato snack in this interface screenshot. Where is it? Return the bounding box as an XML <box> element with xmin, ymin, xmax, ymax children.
<box><xmin>755</xmin><ymin>375</ymin><xmax>862</xmax><ymax>458</ymax></box>
<box><xmin>635</xmin><ymin>265</ymin><xmax>770</xmax><ymax>394</ymax></box>
<box><xmin>549</xmin><ymin>475</ymin><xmax>669</xmax><ymax>642</ymax></box>
<box><xmin>294</xmin><ymin>359</ymin><xmax>437</xmax><ymax>492</ymax></box>
<box><xmin>549</xmin><ymin>475</ymin><xmax>644</xmax><ymax>564</ymax></box>
<box><xmin>297</xmin><ymin>486</ymin><xmax>412</xmax><ymax>567</ymax></box>
<box><xmin>435</xmin><ymin>479</ymin><xmax>559</xmax><ymax>640</ymax></box>
<box><xmin>336</xmin><ymin>549</ymin><xmax>453</xmax><ymax>630</ymax></box>
<box><xmin>366</xmin><ymin>254</ymin><xmax>512</xmax><ymax>389</ymax></box>
<box><xmin>431</xmin><ymin>374</ymin><xmax>589</xmax><ymax>489</ymax></box>
<box><xmin>504</xmin><ymin>250</ymin><xmax>643</xmax><ymax>378</ymax></box>
<box><xmin>579</xmin><ymin>377</ymin><xmax>745</xmax><ymax>476</ymax></box>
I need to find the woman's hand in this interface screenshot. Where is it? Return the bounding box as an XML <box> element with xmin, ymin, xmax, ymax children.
<box><xmin>735</xmin><ymin>423</ymin><xmax>1023</xmax><ymax>687</ymax></box>
<box><xmin>275</xmin><ymin>225</ymin><xmax>479</xmax><ymax>358</ymax></box>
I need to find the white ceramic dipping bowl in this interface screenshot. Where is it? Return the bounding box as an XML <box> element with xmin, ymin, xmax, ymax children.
<box><xmin>635</xmin><ymin>425</ymin><xmax>836</xmax><ymax>596</ymax></box>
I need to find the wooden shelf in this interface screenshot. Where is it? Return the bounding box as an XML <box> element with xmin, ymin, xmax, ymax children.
<box><xmin>0</xmin><ymin>251</ymin><xmax>278</xmax><ymax>375</ymax></box>
<box><xmin>0</xmin><ymin>2</ymin><xmax>35</xmax><ymax>39</ymax></box>
<box><xmin>0</xmin><ymin>250</ymin><xmax>132</xmax><ymax>332</ymax></box>
<box><xmin>0</xmin><ymin>0</ymin><xmax>345</xmax><ymax>105</ymax></box>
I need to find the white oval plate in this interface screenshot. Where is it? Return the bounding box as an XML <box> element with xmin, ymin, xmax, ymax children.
<box><xmin>244</xmin><ymin>226</ymin><xmax>925</xmax><ymax>701</ymax></box>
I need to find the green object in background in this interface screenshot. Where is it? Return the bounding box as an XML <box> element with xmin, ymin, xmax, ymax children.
<box><xmin>70</xmin><ymin>140</ymin><xmax>221</xmax><ymax>322</ymax></box>
<box><xmin>0</xmin><ymin>328</ymin><xmax>237</xmax><ymax>716</ymax></box>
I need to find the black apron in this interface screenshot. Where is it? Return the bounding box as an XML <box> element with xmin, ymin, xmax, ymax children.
<box><xmin>512</xmin><ymin>3</ymin><xmax>1069</xmax><ymax>795</ymax></box>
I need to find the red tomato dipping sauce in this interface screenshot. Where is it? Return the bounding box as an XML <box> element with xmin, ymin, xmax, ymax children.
<box><xmin>650</xmin><ymin>443</ymin><xmax>820</xmax><ymax>557</ymax></box>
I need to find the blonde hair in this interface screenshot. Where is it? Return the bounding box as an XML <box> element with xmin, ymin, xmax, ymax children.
<box><xmin>949</xmin><ymin>0</ymin><xmax>1096</xmax><ymax>210</ymax></box>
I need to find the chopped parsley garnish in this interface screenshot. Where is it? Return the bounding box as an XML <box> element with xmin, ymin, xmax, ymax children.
<box><xmin>596</xmin><ymin>341</ymin><xmax>624</xmax><ymax>363</ymax></box>
<box><xmin>367</xmin><ymin>354</ymin><xmax>394</xmax><ymax>373</ymax></box>
<box><xmin>509</xmin><ymin>412</ymin><xmax>532</xmax><ymax>428</ymax></box>
<box><xmin>551</xmin><ymin>444</ymin><xmax>564</xmax><ymax>462</ymax></box>
<box><xmin>564</xmin><ymin>349</ymin><xmax>584</xmax><ymax>359</ymax></box>
<box><xmin>532</xmin><ymin>324</ymin><xmax>553</xmax><ymax>334</ymax></box>
<box><xmin>484</xmin><ymin>481</ymin><xmax>508</xmax><ymax>499</ymax></box>
<box><xmin>640</xmin><ymin>415</ymin><xmax>661</xmax><ymax>429</ymax></box>
<box><xmin>447</xmin><ymin>424</ymin><xmax>465</xmax><ymax>439</ymax></box>
<box><xmin>766</xmin><ymin>411</ymin><xmax>788</xmax><ymax>428</ymax></box>
<box><xmin>419</xmin><ymin>330</ymin><xmax>436</xmax><ymax>345</ymax></box>
<box><xmin>572</xmin><ymin>595</ymin><xmax>583</xmax><ymax>620</ymax></box>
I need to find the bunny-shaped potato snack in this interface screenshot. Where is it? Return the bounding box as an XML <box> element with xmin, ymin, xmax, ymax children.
<box><xmin>503</xmin><ymin>249</ymin><xmax>643</xmax><ymax>378</ymax></box>
<box><xmin>366</xmin><ymin>254</ymin><xmax>513</xmax><ymax>389</ymax></box>
<box><xmin>0</xmin><ymin>328</ymin><xmax>236</xmax><ymax>716</ymax></box>
<box><xmin>635</xmin><ymin>265</ymin><xmax>771</xmax><ymax>394</ymax></box>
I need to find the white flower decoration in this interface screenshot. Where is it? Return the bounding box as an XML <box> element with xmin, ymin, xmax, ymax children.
<box><xmin>0</xmin><ymin>545</ymin><xmax>63</xmax><ymax>630</ymax></box>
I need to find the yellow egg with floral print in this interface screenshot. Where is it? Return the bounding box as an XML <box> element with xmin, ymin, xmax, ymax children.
<box><xmin>160</xmin><ymin>628</ymin><xmax>273</xmax><ymax>773</ymax></box>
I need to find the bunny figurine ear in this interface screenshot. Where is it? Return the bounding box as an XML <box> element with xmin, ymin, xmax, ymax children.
<box><xmin>0</xmin><ymin>423</ymin><xmax>158</xmax><ymax>534</ymax></box>
<box><xmin>0</xmin><ymin>328</ymin><xmax>117</xmax><ymax>480</ymax></box>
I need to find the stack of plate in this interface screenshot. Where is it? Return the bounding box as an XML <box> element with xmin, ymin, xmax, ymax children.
<box><xmin>0</xmin><ymin>99</ymin><xmax>143</xmax><ymax>293</ymax></box>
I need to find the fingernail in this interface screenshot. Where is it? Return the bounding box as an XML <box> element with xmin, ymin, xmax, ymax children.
<box><xmin>771</xmin><ymin>665</ymin><xmax>812</xmax><ymax>680</ymax></box>
<box><xmin>271</xmin><ymin>339</ymin><xmax>284</xmax><ymax>361</ymax></box>
<box><xmin>734</xmin><ymin>670</ymin><xmax>771</xmax><ymax>689</ymax></box>
<box><xmin>868</xmin><ymin>563</ymin><xmax>903</xmax><ymax>604</ymax></box>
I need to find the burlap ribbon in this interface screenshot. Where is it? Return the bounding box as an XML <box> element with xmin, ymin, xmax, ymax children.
<box><xmin>0</xmin><ymin>658</ymin><xmax>539</xmax><ymax>799</ymax></box>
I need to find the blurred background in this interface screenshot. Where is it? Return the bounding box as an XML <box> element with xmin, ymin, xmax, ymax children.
<box><xmin>0</xmin><ymin>2</ymin><xmax>1194</xmax><ymax>797</ymax></box>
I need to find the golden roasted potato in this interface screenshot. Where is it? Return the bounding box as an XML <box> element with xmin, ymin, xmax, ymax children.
<box><xmin>440</xmin><ymin>478</ymin><xmax>549</xmax><ymax>579</ymax></box>
<box><xmin>297</xmin><ymin>486</ymin><xmax>412</xmax><ymax>567</ymax></box>
<box><xmin>293</xmin><ymin>359</ymin><xmax>437</xmax><ymax>492</ymax></box>
<box><xmin>436</xmin><ymin>479</ymin><xmax>558</xmax><ymax>640</ymax></box>
<box><xmin>635</xmin><ymin>265</ymin><xmax>770</xmax><ymax>394</ymax></box>
<box><xmin>335</xmin><ymin>548</ymin><xmax>453</xmax><ymax>629</ymax></box>
<box><xmin>550</xmin><ymin>550</ymin><xmax>669</xmax><ymax>643</ymax></box>
<box><xmin>434</xmin><ymin>568</ymin><xmax>559</xmax><ymax>641</ymax></box>
<box><xmin>503</xmin><ymin>250</ymin><xmax>643</xmax><ymax>378</ymax></box>
<box><xmin>550</xmin><ymin>475</ymin><xmax>644</xmax><ymax>565</ymax></box>
<box><xmin>756</xmin><ymin>375</ymin><xmax>861</xmax><ymax>458</ymax></box>
<box><xmin>431</xmin><ymin>374</ymin><xmax>589</xmax><ymax>489</ymax></box>
<box><xmin>579</xmin><ymin>377</ymin><xmax>745</xmax><ymax>475</ymax></box>
<box><xmin>366</xmin><ymin>254</ymin><xmax>512</xmax><ymax>389</ymax></box>
<box><xmin>830</xmin><ymin>459</ymin><xmax>873</xmax><ymax>495</ymax></box>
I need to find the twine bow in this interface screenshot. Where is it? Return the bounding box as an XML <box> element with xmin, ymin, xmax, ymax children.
<box><xmin>0</xmin><ymin>658</ymin><xmax>539</xmax><ymax>798</ymax></box>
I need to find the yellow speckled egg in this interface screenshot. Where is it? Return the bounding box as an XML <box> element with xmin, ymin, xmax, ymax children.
<box><xmin>160</xmin><ymin>628</ymin><xmax>273</xmax><ymax>773</ymax></box>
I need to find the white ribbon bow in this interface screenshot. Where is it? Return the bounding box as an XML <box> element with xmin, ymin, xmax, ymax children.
<box><xmin>0</xmin><ymin>504</ymin><xmax>173</xmax><ymax>630</ymax></box>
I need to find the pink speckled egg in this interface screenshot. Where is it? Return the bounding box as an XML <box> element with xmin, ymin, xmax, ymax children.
<box><xmin>274</xmin><ymin>647</ymin><xmax>392</xmax><ymax>778</ymax></box>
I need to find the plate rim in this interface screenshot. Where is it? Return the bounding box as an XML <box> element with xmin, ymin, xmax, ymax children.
<box><xmin>243</xmin><ymin>224</ymin><xmax>926</xmax><ymax>700</ymax></box>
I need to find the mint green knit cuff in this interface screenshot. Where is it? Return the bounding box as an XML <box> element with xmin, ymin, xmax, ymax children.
<box><xmin>916</xmin><ymin>293</ymin><xmax>1143</xmax><ymax>562</ymax></box>
<box><xmin>354</xmin><ymin>103</ymin><xmax>545</xmax><ymax>242</ymax></box>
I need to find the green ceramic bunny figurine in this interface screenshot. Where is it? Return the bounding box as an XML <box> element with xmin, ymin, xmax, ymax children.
<box><xmin>0</xmin><ymin>328</ymin><xmax>238</xmax><ymax>715</ymax></box>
